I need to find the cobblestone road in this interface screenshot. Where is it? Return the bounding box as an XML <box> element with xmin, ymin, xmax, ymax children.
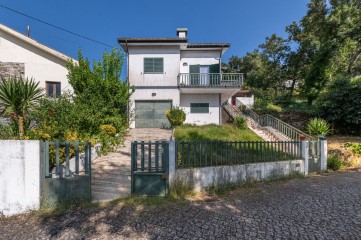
<box><xmin>1</xmin><ymin>170</ymin><xmax>361</xmax><ymax>239</ymax></box>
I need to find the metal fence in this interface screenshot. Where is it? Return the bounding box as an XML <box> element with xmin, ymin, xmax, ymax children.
<box><xmin>42</xmin><ymin>140</ymin><xmax>91</xmax><ymax>178</ymax></box>
<box><xmin>176</xmin><ymin>141</ymin><xmax>302</xmax><ymax>168</ymax></box>
<box><xmin>237</xmin><ymin>100</ymin><xmax>315</xmax><ymax>141</ymax></box>
<box><xmin>40</xmin><ymin>140</ymin><xmax>92</xmax><ymax>206</ymax></box>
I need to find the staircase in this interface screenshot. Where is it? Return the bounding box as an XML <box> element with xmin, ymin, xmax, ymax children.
<box><xmin>223</xmin><ymin>101</ymin><xmax>312</xmax><ymax>142</ymax></box>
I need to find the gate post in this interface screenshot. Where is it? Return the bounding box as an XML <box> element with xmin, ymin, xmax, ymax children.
<box><xmin>168</xmin><ymin>141</ymin><xmax>176</xmax><ymax>185</ymax></box>
<box><xmin>319</xmin><ymin>136</ymin><xmax>328</xmax><ymax>171</ymax></box>
<box><xmin>301</xmin><ymin>140</ymin><xmax>309</xmax><ymax>175</ymax></box>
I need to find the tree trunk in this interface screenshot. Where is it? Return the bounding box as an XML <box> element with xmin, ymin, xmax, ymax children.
<box><xmin>18</xmin><ymin>116</ymin><xmax>24</xmax><ymax>139</ymax></box>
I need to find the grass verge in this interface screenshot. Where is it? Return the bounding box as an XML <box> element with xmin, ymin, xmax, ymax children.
<box><xmin>174</xmin><ymin>124</ymin><xmax>262</xmax><ymax>142</ymax></box>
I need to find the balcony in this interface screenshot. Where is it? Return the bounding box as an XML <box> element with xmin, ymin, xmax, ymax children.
<box><xmin>178</xmin><ymin>73</ymin><xmax>243</xmax><ymax>88</ymax></box>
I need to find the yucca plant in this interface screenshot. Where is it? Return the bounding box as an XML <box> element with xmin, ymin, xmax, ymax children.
<box><xmin>233</xmin><ymin>116</ymin><xmax>247</xmax><ymax>129</ymax></box>
<box><xmin>306</xmin><ymin>118</ymin><xmax>331</xmax><ymax>138</ymax></box>
<box><xmin>0</xmin><ymin>76</ymin><xmax>43</xmax><ymax>138</ymax></box>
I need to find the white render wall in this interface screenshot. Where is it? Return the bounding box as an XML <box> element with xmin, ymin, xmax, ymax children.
<box><xmin>228</xmin><ymin>96</ymin><xmax>254</xmax><ymax>107</ymax></box>
<box><xmin>173</xmin><ymin>160</ymin><xmax>304</xmax><ymax>192</ymax></box>
<box><xmin>0</xmin><ymin>140</ymin><xmax>40</xmax><ymax>216</ymax></box>
<box><xmin>128</xmin><ymin>46</ymin><xmax>180</xmax><ymax>87</ymax></box>
<box><xmin>180</xmin><ymin>50</ymin><xmax>220</xmax><ymax>73</ymax></box>
<box><xmin>180</xmin><ymin>93</ymin><xmax>220</xmax><ymax>125</ymax></box>
<box><xmin>129</xmin><ymin>88</ymin><xmax>180</xmax><ymax>128</ymax></box>
<box><xmin>0</xmin><ymin>30</ymin><xmax>72</xmax><ymax>92</ymax></box>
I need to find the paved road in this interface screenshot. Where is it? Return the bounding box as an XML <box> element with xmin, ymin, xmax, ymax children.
<box><xmin>1</xmin><ymin>170</ymin><xmax>361</xmax><ymax>239</ymax></box>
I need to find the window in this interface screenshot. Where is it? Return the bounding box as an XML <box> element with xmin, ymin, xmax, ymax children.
<box><xmin>190</xmin><ymin>103</ymin><xmax>209</xmax><ymax>113</ymax></box>
<box><xmin>46</xmin><ymin>82</ymin><xmax>61</xmax><ymax>97</ymax></box>
<box><xmin>144</xmin><ymin>58</ymin><xmax>164</xmax><ymax>73</ymax></box>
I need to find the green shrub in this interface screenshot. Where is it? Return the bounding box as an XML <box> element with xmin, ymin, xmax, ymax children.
<box><xmin>344</xmin><ymin>142</ymin><xmax>361</xmax><ymax>155</ymax></box>
<box><xmin>315</xmin><ymin>75</ymin><xmax>361</xmax><ymax>135</ymax></box>
<box><xmin>306</xmin><ymin>118</ymin><xmax>331</xmax><ymax>137</ymax></box>
<box><xmin>233</xmin><ymin>116</ymin><xmax>247</xmax><ymax>129</ymax></box>
<box><xmin>253</xmin><ymin>98</ymin><xmax>282</xmax><ymax>116</ymax></box>
<box><xmin>166</xmin><ymin>107</ymin><xmax>186</xmax><ymax>127</ymax></box>
<box><xmin>0</xmin><ymin>123</ymin><xmax>14</xmax><ymax>139</ymax></box>
<box><xmin>327</xmin><ymin>154</ymin><xmax>343</xmax><ymax>171</ymax></box>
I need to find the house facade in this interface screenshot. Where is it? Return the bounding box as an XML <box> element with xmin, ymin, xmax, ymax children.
<box><xmin>0</xmin><ymin>23</ymin><xmax>75</xmax><ymax>97</ymax></box>
<box><xmin>118</xmin><ymin>28</ymin><xmax>243</xmax><ymax>128</ymax></box>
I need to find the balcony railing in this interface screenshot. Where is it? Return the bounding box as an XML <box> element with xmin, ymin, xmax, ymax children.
<box><xmin>178</xmin><ymin>73</ymin><xmax>243</xmax><ymax>87</ymax></box>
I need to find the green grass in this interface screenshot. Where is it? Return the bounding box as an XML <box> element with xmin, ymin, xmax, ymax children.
<box><xmin>174</xmin><ymin>124</ymin><xmax>262</xmax><ymax>142</ymax></box>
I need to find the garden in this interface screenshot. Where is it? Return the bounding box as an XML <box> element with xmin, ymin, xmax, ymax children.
<box><xmin>0</xmin><ymin>48</ymin><xmax>133</xmax><ymax>163</ymax></box>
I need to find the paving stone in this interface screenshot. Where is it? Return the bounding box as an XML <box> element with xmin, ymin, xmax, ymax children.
<box><xmin>1</xmin><ymin>170</ymin><xmax>361</xmax><ymax>239</ymax></box>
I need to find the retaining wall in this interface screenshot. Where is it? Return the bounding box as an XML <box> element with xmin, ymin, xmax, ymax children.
<box><xmin>172</xmin><ymin>160</ymin><xmax>304</xmax><ymax>192</ymax></box>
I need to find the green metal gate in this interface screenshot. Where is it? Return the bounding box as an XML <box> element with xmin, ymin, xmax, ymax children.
<box><xmin>135</xmin><ymin>100</ymin><xmax>172</xmax><ymax>128</ymax></box>
<box><xmin>40</xmin><ymin>140</ymin><xmax>92</xmax><ymax>207</ymax></box>
<box><xmin>131</xmin><ymin>141</ymin><xmax>169</xmax><ymax>196</ymax></box>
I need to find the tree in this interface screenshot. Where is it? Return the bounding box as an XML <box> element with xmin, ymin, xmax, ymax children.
<box><xmin>315</xmin><ymin>75</ymin><xmax>361</xmax><ymax>134</ymax></box>
<box><xmin>0</xmin><ymin>76</ymin><xmax>43</xmax><ymax>138</ymax></box>
<box><xmin>67</xmin><ymin>48</ymin><xmax>133</xmax><ymax>133</ymax></box>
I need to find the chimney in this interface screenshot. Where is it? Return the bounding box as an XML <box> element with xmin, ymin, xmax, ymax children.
<box><xmin>176</xmin><ymin>28</ymin><xmax>188</xmax><ymax>38</ymax></box>
<box><xmin>26</xmin><ymin>25</ymin><xmax>30</xmax><ymax>37</ymax></box>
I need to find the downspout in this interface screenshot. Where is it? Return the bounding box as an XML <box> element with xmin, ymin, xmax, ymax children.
<box><xmin>219</xmin><ymin>46</ymin><xmax>223</xmax><ymax>124</ymax></box>
<box><xmin>125</xmin><ymin>39</ymin><xmax>130</xmax><ymax>127</ymax></box>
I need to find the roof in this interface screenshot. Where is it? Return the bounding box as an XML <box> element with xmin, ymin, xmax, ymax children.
<box><xmin>187</xmin><ymin>43</ymin><xmax>230</xmax><ymax>48</ymax></box>
<box><xmin>118</xmin><ymin>37</ymin><xmax>230</xmax><ymax>53</ymax></box>
<box><xmin>117</xmin><ymin>37</ymin><xmax>188</xmax><ymax>44</ymax></box>
<box><xmin>233</xmin><ymin>90</ymin><xmax>253</xmax><ymax>97</ymax></box>
<box><xmin>0</xmin><ymin>23</ymin><xmax>76</xmax><ymax>63</ymax></box>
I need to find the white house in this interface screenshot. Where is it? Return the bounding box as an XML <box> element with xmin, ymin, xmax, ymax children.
<box><xmin>0</xmin><ymin>23</ymin><xmax>76</xmax><ymax>97</ymax></box>
<box><xmin>118</xmin><ymin>28</ymin><xmax>244</xmax><ymax>128</ymax></box>
<box><xmin>228</xmin><ymin>90</ymin><xmax>254</xmax><ymax>107</ymax></box>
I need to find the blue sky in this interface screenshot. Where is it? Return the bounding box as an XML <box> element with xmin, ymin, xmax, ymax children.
<box><xmin>0</xmin><ymin>0</ymin><xmax>309</xmax><ymax>77</ymax></box>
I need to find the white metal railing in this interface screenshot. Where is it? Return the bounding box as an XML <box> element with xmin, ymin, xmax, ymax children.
<box><xmin>178</xmin><ymin>73</ymin><xmax>243</xmax><ymax>87</ymax></box>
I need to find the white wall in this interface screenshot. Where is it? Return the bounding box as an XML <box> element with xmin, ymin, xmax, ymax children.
<box><xmin>129</xmin><ymin>88</ymin><xmax>180</xmax><ymax>128</ymax></box>
<box><xmin>180</xmin><ymin>93</ymin><xmax>220</xmax><ymax>125</ymax></box>
<box><xmin>228</xmin><ymin>96</ymin><xmax>254</xmax><ymax>107</ymax></box>
<box><xmin>0</xmin><ymin>30</ymin><xmax>72</xmax><ymax>92</ymax></box>
<box><xmin>128</xmin><ymin>46</ymin><xmax>180</xmax><ymax>87</ymax></box>
<box><xmin>0</xmin><ymin>140</ymin><xmax>40</xmax><ymax>216</ymax></box>
<box><xmin>173</xmin><ymin>160</ymin><xmax>304</xmax><ymax>192</ymax></box>
<box><xmin>180</xmin><ymin>50</ymin><xmax>220</xmax><ymax>73</ymax></box>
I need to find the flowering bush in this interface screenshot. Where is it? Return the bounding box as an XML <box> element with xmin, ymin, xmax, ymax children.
<box><xmin>166</xmin><ymin>107</ymin><xmax>186</xmax><ymax>127</ymax></box>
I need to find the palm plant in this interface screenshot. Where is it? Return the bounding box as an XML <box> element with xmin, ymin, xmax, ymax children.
<box><xmin>306</xmin><ymin>118</ymin><xmax>331</xmax><ymax>138</ymax></box>
<box><xmin>0</xmin><ymin>76</ymin><xmax>43</xmax><ymax>138</ymax></box>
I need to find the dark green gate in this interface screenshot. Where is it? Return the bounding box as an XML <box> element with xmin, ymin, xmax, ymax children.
<box><xmin>131</xmin><ymin>141</ymin><xmax>169</xmax><ymax>196</ymax></box>
<box><xmin>40</xmin><ymin>140</ymin><xmax>92</xmax><ymax>207</ymax></box>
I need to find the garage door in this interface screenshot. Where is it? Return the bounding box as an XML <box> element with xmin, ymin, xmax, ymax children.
<box><xmin>135</xmin><ymin>100</ymin><xmax>172</xmax><ymax>128</ymax></box>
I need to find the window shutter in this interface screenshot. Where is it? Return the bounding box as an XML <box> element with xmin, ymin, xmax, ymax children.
<box><xmin>189</xmin><ymin>65</ymin><xmax>200</xmax><ymax>73</ymax></box>
<box><xmin>190</xmin><ymin>103</ymin><xmax>209</xmax><ymax>113</ymax></box>
<box><xmin>144</xmin><ymin>58</ymin><xmax>154</xmax><ymax>73</ymax></box>
<box><xmin>153</xmin><ymin>58</ymin><xmax>163</xmax><ymax>73</ymax></box>
<box><xmin>209</xmin><ymin>64</ymin><xmax>220</xmax><ymax>73</ymax></box>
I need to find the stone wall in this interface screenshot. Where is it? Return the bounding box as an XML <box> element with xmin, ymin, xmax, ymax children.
<box><xmin>0</xmin><ymin>62</ymin><xmax>25</xmax><ymax>79</ymax></box>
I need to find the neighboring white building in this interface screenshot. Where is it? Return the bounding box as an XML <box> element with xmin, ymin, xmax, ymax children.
<box><xmin>228</xmin><ymin>90</ymin><xmax>254</xmax><ymax>107</ymax></box>
<box><xmin>0</xmin><ymin>23</ymin><xmax>76</xmax><ymax>97</ymax></box>
<box><xmin>118</xmin><ymin>28</ymin><xmax>244</xmax><ymax>128</ymax></box>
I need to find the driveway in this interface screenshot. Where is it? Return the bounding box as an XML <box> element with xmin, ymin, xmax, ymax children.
<box><xmin>1</xmin><ymin>170</ymin><xmax>361</xmax><ymax>239</ymax></box>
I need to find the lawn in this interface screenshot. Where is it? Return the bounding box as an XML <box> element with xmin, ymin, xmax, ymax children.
<box><xmin>174</xmin><ymin>124</ymin><xmax>262</xmax><ymax>142</ymax></box>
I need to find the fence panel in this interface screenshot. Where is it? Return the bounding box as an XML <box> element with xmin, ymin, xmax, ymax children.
<box><xmin>176</xmin><ymin>141</ymin><xmax>302</xmax><ymax>169</ymax></box>
<box><xmin>131</xmin><ymin>141</ymin><xmax>169</xmax><ymax>196</ymax></box>
<box><xmin>40</xmin><ymin>140</ymin><xmax>92</xmax><ymax>207</ymax></box>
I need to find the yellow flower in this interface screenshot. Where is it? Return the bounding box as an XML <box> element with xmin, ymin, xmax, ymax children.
<box><xmin>100</xmin><ymin>124</ymin><xmax>116</xmax><ymax>136</ymax></box>
<box><xmin>41</xmin><ymin>133</ymin><xmax>51</xmax><ymax>140</ymax></box>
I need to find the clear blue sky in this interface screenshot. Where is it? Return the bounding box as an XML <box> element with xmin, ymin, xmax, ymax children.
<box><xmin>0</xmin><ymin>0</ymin><xmax>309</xmax><ymax>78</ymax></box>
